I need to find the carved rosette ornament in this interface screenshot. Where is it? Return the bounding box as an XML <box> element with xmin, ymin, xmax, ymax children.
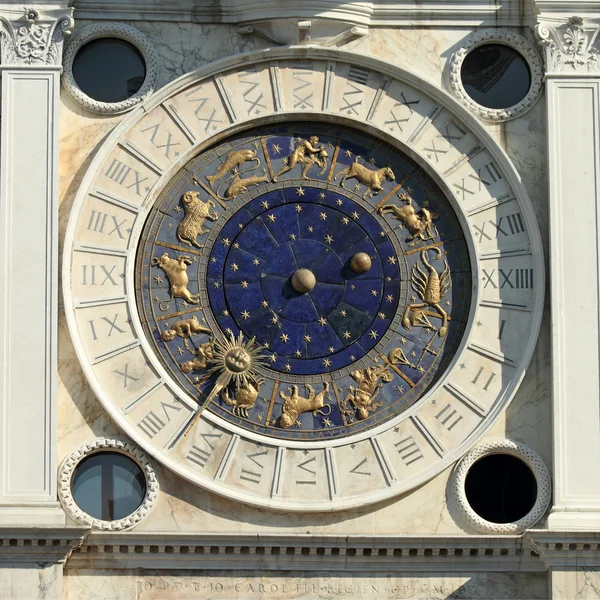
<box><xmin>0</xmin><ymin>7</ymin><xmax>73</xmax><ymax>66</ymax></box>
<box><xmin>536</xmin><ymin>16</ymin><xmax>600</xmax><ymax>74</ymax></box>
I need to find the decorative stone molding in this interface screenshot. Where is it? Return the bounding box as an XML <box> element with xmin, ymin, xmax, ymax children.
<box><xmin>0</xmin><ymin>528</ymin><xmax>88</xmax><ymax>564</ymax></box>
<box><xmin>452</xmin><ymin>440</ymin><xmax>551</xmax><ymax>534</ymax></box>
<box><xmin>67</xmin><ymin>532</ymin><xmax>544</xmax><ymax>572</ymax></box>
<box><xmin>447</xmin><ymin>29</ymin><xmax>544</xmax><ymax>122</ymax></box>
<box><xmin>536</xmin><ymin>16</ymin><xmax>600</xmax><ymax>74</ymax></box>
<box><xmin>0</xmin><ymin>7</ymin><xmax>74</xmax><ymax>66</ymax></box>
<box><xmin>58</xmin><ymin>438</ymin><xmax>159</xmax><ymax>531</ymax></box>
<box><xmin>62</xmin><ymin>23</ymin><xmax>159</xmax><ymax>114</ymax></box>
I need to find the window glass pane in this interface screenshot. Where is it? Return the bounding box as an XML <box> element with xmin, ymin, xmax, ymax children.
<box><xmin>72</xmin><ymin>38</ymin><xmax>146</xmax><ymax>103</ymax></box>
<box><xmin>461</xmin><ymin>44</ymin><xmax>531</xmax><ymax>110</ymax></box>
<box><xmin>71</xmin><ymin>452</ymin><xmax>146</xmax><ymax>521</ymax></box>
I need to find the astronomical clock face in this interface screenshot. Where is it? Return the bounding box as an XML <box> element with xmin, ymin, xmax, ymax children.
<box><xmin>64</xmin><ymin>52</ymin><xmax>543</xmax><ymax>511</ymax></box>
<box><xmin>135</xmin><ymin>123</ymin><xmax>471</xmax><ymax>441</ymax></box>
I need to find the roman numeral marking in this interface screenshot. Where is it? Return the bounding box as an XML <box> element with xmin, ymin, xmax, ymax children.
<box><xmin>341</xmin><ymin>82</ymin><xmax>363</xmax><ymax>115</ymax></box>
<box><xmin>238</xmin><ymin>68</ymin><xmax>266</xmax><ymax>115</ymax></box>
<box><xmin>423</xmin><ymin>120</ymin><xmax>468</xmax><ymax>162</ymax></box>
<box><xmin>88</xmin><ymin>314</ymin><xmax>126</xmax><ymax>340</ymax></box>
<box><xmin>296</xmin><ymin>455</ymin><xmax>317</xmax><ymax>485</ymax></box>
<box><xmin>183</xmin><ymin>88</ymin><xmax>225</xmax><ymax>132</ymax></box>
<box><xmin>471</xmin><ymin>366</ymin><xmax>498</xmax><ymax>391</ymax></box>
<box><xmin>81</xmin><ymin>265</ymin><xmax>119</xmax><ymax>285</ymax></box>
<box><xmin>87</xmin><ymin>211</ymin><xmax>128</xmax><ymax>239</ymax></box>
<box><xmin>435</xmin><ymin>404</ymin><xmax>463</xmax><ymax>431</ymax></box>
<box><xmin>498</xmin><ymin>319</ymin><xmax>507</xmax><ymax>340</ymax></box>
<box><xmin>454</xmin><ymin>162</ymin><xmax>502</xmax><ymax>201</ymax></box>
<box><xmin>384</xmin><ymin>92</ymin><xmax>420</xmax><ymax>132</ymax></box>
<box><xmin>104</xmin><ymin>158</ymin><xmax>148</xmax><ymax>196</ymax></box>
<box><xmin>186</xmin><ymin>432</ymin><xmax>223</xmax><ymax>468</ymax></box>
<box><xmin>473</xmin><ymin>213</ymin><xmax>525</xmax><ymax>242</ymax></box>
<box><xmin>141</xmin><ymin>123</ymin><xmax>181</xmax><ymax>159</ymax></box>
<box><xmin>239</xmin><ymin>449</ymin><xmax>268</xmax><ymax>484</ymax></box>
<box><xmin>113</xmin><ymin>363</ymin><xmax>139</xmax><ymax>388</ymax></box>
<box><xmin>138</xmin><ymin>411</ymin><xmax>165</xmax><ymax>438</ymax></box>
<box><xmin>349</xmin><ymin>457</ymin><xmax>371</xmax><ymax>477</ymax></box>
<box><xmin>347</xmin><ymin>67</ymin><xmax>369</xmax><ymax>85</ymax></box>
<box><xmin>394</xmin><ymin>436</ymin><xmax>423</xmax><ymax>466</ymax></box>
<box><xmin>292</xmin><ymin>64</ymin><xmax>313</xmax><ymax>109</ymax></box>
<box><xmin>482</xmin><ymin>268</ymin><xmax>534</xmax><ymax>289</ymax></box>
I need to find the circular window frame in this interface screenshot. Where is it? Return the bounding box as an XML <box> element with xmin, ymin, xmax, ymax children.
<box><xmin>452</xmin><ymin>440</ymin><xmax>551</xmax><ymax>534</ymax></box>
<box><xmin>447</xmin><ymin>30</ymin><xmax>544</xmax><ymax>122</ymax></box>
<box><xmin>62</xmin><ymin>23</ymin><xmax>159</xmax><ymax>114</ymax></box>
<box><xmin>58</xmin><ymin>438</ymin><xmax>159</xmax><ymax>530</ymax></box>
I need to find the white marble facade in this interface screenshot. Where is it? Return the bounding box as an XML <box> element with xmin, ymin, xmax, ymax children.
<box><xmin>1</xmin><ymin>0</ymin><xmax>599</xmax><ymax>597</ymax></box>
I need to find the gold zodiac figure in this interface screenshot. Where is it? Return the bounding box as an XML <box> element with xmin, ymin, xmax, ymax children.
<box><xmin>378</xmin><ymin>193</ymin><xmax>438</xmax><ymax>246</ymax></box>
<box><xmin>273</xmin><ymin>136</ymin><xmax>328</xmax><ymax>181</ymax></box>
<box><xmin>221</xmin><ymin>376</ymin><xmax>264</xmax><ymax>418</ymax></box>
<box><xmin>206</xmin><ymin>149</ymin><xmax>259</xmax><ymax>187</ymax></box>
<box><xmin>343</xmin><ymin>366</ymin><xmax>393</xmax><ymax>420</ymax></box>
<box><xmin>223</xmin><ymin>169</ymin><xmax>270</xmax><ymax>200</ymax></box>
<box><xmin>403</xmin><ymin>248</ymin><xmax>451</xmax><ymax>337</ymax></box>
<box><xmin>176</xmin><ymin>190</ymin><xmax>218</xmax><ymax>249</ymax></box>
<box><xmin>335</xmin><ymin>157</ymin><xmax>395</xmax><ymax>200</ymax></box>
<box><xmin>180</xmin><ymin>340</ymin><xmax>214</xmax><ymax>374</ymax></box>
<box><xmin>161</xmin><ymin>315</ymin><xmax>211</xmax><ymax>350</ymax></box>
<box><xmin>152</xmin><ymin>253</ymin><xmax>199</xmax><ymax>307</ymax></box>
<box><xmin>279</xmin><ymin>383</ymin><xmax>331</xmax><ymax>429</ymax></box>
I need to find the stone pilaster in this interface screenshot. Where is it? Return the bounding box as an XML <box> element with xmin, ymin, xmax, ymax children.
<box><xmin>0</xmin><ymin>5</ymin><xmax>72</xmax><ymax>525</ymax></box>
<box><xmin>535</xmin><ymin>14</ymin><xmax>600</xmax><ymax>530</ymax></box>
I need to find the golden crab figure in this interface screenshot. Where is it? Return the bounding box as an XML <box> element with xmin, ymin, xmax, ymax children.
<box><xmin>205</xmin><ymin>331</ymin><xmax>269</xmax><ymax>403</ymax></box>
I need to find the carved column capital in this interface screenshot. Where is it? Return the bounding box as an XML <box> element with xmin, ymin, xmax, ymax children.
<box><xmin>0</xmin><ymin>7</ymin><xmax>74</xmax><ymax>66</ymax></box>
<box><xmin>536</xmin><ymin>16</ymin><xmax>600</xmax><ymax>75</ymax></box>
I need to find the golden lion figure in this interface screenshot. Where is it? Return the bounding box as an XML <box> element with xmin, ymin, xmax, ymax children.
<box><xmin>279</xmin><ymin>383</ymin><xmax>331</xmax><ymax>429</ymax></box>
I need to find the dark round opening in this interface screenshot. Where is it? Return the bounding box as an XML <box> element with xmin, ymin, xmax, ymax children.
<box><xmin>461</xmin><ymin>44</ymin><xmax>531</xmax><ymax>110</ymax></box>
<box><xmin>71</xmin><ymin>452</ymin><xmax>146</xmax><ymax>521</ymax></box>
<box><xmin>72</xmin><ymin>38</ymin><xmax>146</xmax><ymax>103</ymax></box>
<box><xmin>464</xmin><ymin>454</ymin><xmax>537</xmax><ymax>523</ymax></box>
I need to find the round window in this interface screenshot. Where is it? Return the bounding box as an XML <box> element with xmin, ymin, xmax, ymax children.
<box><xmin>464</xmin><ymin>454</ymin><xmax>537</xmax><ymax>524</ymax></box>
<box><xmin>72</xmin><ymin>38</ymin><xmax>146</xmax><ymax>103</ymax></box>
<box><xmin>460</xmin><ymin>44</ymin><xmax>531</xmax><ymax>110</ymax></box>
<box><xmin>71</xmin><ymin>452</ymin><xmax>147</xmax><ymax>521</ymax></box>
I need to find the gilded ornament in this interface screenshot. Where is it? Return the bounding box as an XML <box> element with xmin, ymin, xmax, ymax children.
<box><xmin>378</xmin><ymin>193</ymin><xmax>438</xmax><ymax>246</ymax></box>
<box><xmin>403</xmin><ymin>248</ymin><xmax>451</xmax><ymax>337</ymax></box>
<box><xmin>279</xmin><ymin>383</ymin><xmax>331</xmax><ymax>429</ymax></box>
<box><xmin>221</xmin><ymin>376</ymin><xmax>264</xmax><ymax>418</ymax></box>
<box><xmin>273</xmin><ymin>136</ymin><xmax>328</xmax><ymax>181</ymax></box>
<box><xmin>177</xmin><ymin>191</ymin><xmax>218</xmax><ymax>249</ymax></box>
<box><xmin>342</xmin><ymin>366</ymin><xmax>393</xmax><ymax>420</ymax></box>
<box><xmin>181</xmin><ymin>341</ymin><xmax>214</xmax><ymax>374</ymax></box>
<box><xmin>223</xmin><ymin>169</ymin><xmax>269</xmax><ymax>200</ymax></box>
<box><xmin>335</xmin><ymin>157</ymin><xmax>395</xmax><ymax>199</ymax></box>
<box><xmin>161</xmin><ymin>315</ymin><xmax>212</xmax><ymax>350</ymax></box>
<box><xmin>206</xmin><ymin>149</ymin><xmax>259</xmax><ymax>187</ymax></box>
<box><xmin>152</xmin><ymin>253</ymin><xmax>199</xmax><ymax>306</ymax></box>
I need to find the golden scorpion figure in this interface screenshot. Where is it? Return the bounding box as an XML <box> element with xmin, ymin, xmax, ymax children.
<box><xmin>403</xmin><ymin>248</ymin><xmax>451</xmax><ymax>337</ymax></box>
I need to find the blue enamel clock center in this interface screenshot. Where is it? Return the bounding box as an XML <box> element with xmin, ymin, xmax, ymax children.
<box><xmin>135</xmin><ymin>123</ymin><xmax>471</xmax><ymax>441</ymax></box>
<box><xmin>206</xmin><ymin>186</ymin><xmax>401</xmax><ymax>375</ymax></box>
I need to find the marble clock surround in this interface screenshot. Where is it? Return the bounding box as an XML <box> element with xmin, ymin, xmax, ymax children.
<box><xmin>61</xmin><ymin>39</ymin><xmax>545</xmax><ymax>523</ymax></box>
<box><xmin>57</xmin><ymin>26</ymin><xmax>551</xmax><ymax>536</ymax></box>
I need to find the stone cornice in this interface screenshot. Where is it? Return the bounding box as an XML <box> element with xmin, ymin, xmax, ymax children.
<box><xmin>536</xmin><ymin>15</ymin><xmax>600</xmax><ymax>75</ymax></box>
<box><xmin>0</xmin><ymin>6</ymin><xmax>73</xmax><ymax>66</ymax></box>
<box><xmin>0</xmin><ymin>527</ymin><xmax>88</xmax><ymax>564</ymax></box>
<box><xmin>66</xmin><ymin>532</ymin><xmax>546</xmax><ymax>572</ymax></box>
<box><xmin>72</xmin><ymin>0</ymin><xmax>537</xmax><ymax>27</ymax></box>
<box><xmin>525</xmin><ymin>531</ymin><xmax>600</xmax><ymax>568</ymax></box>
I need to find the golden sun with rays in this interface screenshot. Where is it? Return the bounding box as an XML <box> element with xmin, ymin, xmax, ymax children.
<box><xmin>205</xmin><ymin>331</ymin><xmax>269</xmax><ymax>401</ymax></box>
